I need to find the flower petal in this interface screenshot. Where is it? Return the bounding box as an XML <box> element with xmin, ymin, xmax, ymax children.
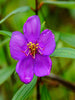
<box><xmin>38</xmin><ymin>29</ymin><xmax>56</xmax><ymax>55</ymax></box>
<box><xmin>23</xmin><ymin>15</ymin><xmax>41</xmax><ymax>43</ymax></box>
<box><xmin>34</xmin><ymin>54</ymin><xmax>52</xmax><ymax>77</ymax></box>
<box><xmin>9</xmin><ymin>31</ymin><xmax>27</xmax><ymax>60</ymax></box>
<box><xmin>16</xmin><ymin>56</ymin><xmax>34</xmax><ymax>84</ymax></box>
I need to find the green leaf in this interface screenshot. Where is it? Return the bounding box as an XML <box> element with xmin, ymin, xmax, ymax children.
<box><xmin>43</xmin><ymin>1</ymin><xmax>75</xmax><ymax>9</ymax></box>
<box><xmin>0</xmin><ymin>31</ymin><xmax>11</xmax><ymax>47</ymax></box>
<box><xmin>51</xmin><ymin>48</ymin><xmax>75</xmax><ymax>59</ymax></box>
<box><xmin>52</xmin><ymin>30</ymin><xmax>75</xmax><ymax>47</ymax></box>
<box><xmin>63</xmin><ymin>62</ymin><xmax>75</xmax><ymax>82</ymax></box>
<box><xmin>60</xmin><ymin>33</ymin><xmax>75</xmax><ymax>47</ymax></box>
<box><xmin>12</xmin><ymin>76</ymin><xmax>37</xmax><ymax>100</ymax></box>
<box><xmin>0</xmin><ymin>6</ymin><xmax>30</xmax><ymax>24</ymax></box>
<box><xmin>0</xmin><ymin>30</ymin><xmax>12</xmax><ymax>37</ymax></box>
<box><xmin>41</xmin><ymin>21</ymin><xmax>46</xmax><ymax>32</ymax></box>
<box><xmin>0</xmin><ymin>38</ymin><xmax>10</xmax><ymax>47</ymax></box>
<box><xmin>41</xmin><ymin>85</ymin><xmax>51</xmax><ymax>100</ymax></box>
<box><xmin>53</xmin><ymin>32</ymin><xmax>60</xmax><ymax>43</ymax></box>
<box><xmin>0</xmin><ymin>63</ymin><xmax>16</xmax><ymax>85</ymax></box>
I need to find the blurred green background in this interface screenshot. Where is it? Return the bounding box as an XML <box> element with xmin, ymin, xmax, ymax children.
<box><xmin>0</xmin><ymin>0</ymin><xmax>75</xmax><ymax>100</ymax></box>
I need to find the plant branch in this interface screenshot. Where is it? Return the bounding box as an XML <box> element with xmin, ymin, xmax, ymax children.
<box><xmin>31</xmin><ymin>1</ymin><xmax>44</xmax><ymax>14</ymax></box>
<box><xmin>35</xmin><ymin>0</ymin><xmax>38</xmax><ymax>15</ymax></box>
<box><xmin>43</xmin><ymin>73</ymin><xmax>75</xmax><ymax>91</ymax></box>
<box><xmin>35</xmin><ymin>1</ymin><xmax>41</xmax><ymax>100</ymax></box>
<box><xmin>37</xmin><ymin>78</ymin><xmax>41</xmax><ymax>100</ymax></box>
<box><xmin>38</xmin><ymin>2</ymin><xmax>44</xmax><ymax>10</ymax></box>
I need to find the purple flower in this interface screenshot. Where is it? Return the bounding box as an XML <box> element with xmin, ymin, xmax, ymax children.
<box><xmin>9</xmin><ymin>15</ymin><xmax>56</xmax><ymax>84</ymax></box>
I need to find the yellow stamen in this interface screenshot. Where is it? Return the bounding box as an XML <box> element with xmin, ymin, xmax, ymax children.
<box><xmin>27</xmin><ymin>42</ymin><xmax>39</xmax><ymax>58</ymax></box>
<box><xmin>21</xmin><ymin>42</ymin><xmax>44</xmax><ymax>58</ymax></box>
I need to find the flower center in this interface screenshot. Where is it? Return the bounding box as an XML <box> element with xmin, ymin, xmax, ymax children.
<box><xmin>27</xmin><ymin>42</ymin><xmax>39</xmax><ymax>58</ymax></box>
<box><xmin>21</xmin><ymin>42</ymin><xmax>43</xmax><ymax>59</ymax></box>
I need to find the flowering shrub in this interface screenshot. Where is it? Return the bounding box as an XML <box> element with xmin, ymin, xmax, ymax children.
<box><xmin>0</xmin><ymin>0</ymin><xmax>75</xmax><ymax>100</ymax></box>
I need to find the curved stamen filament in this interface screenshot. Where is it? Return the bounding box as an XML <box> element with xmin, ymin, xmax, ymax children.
<box><xmin>21</xmin><ymin>50</ymin><xmax>28</xmax><ymax>56</ymax></box>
